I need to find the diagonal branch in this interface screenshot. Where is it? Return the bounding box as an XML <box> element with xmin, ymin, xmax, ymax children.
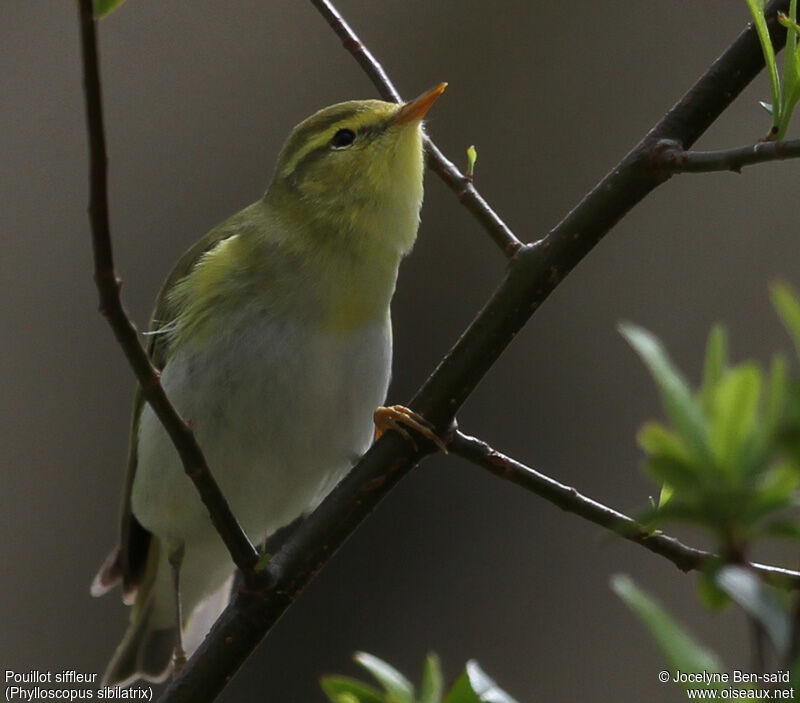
<box><xmin>159</xmin><ymin>2</ymin><xmax>791</xmax><ymax>701</ymax></box>
<box><xmin>77</xmin><ymin>0</ymin><xmax>261</xmax><ymax>584</ymax></box>
<box><xmin>654</xmin><ymin>136</ymin><xmax>800</xmax><ymax>173</ymax></box>
<box><xmin>449</xmin><ymin>431</ymin><xmax>800</xmax><ymax>588</ymax></box>
<box><xmin>309</xmin><ymin>0</ymin><xmax>523</xmax><ymax>258</ymax></box>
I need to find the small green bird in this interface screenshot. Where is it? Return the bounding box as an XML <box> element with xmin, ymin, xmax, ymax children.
<box><xmin>91</xmin><ymin>83</ymin><xmax>447</xmax><ymax>685</ymax></box>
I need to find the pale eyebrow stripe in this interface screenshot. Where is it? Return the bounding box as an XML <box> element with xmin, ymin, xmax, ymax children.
<box><xmin>282</xmin><ymin>113</ymin><xmax>390</xmax><ymax>177</ymax></box>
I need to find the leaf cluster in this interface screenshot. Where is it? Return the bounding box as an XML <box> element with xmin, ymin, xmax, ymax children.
<box><xmin>747</xmin><ymin>0</ymin><xmax>800</xmax><ymax>139</ymax></box>
<box><xmin>621</xmin><ymin>283</ymin><xmax>800</xmax><ymax>556</ymax></box>
<box><xmin>320</xmin><ymin>652</ymin><xmax>519</xmax><ymax>703</ymax></box>
<box><xmin>614</xmin><ymin>569</ymin><xmax>797</xmax><ymax>698</ymax></box>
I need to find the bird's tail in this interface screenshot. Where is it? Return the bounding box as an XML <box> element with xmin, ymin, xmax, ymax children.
<box><xmin>100</xmin><ymin>540</ymin><xmax>236</xmax><ymax>687</ymax></box>
<box><xmin>101</xmin><ymin>541</ymin><xmax>177</xmax><ymax>687</ymax></box>
<box><xmin>102</xmin><ymin>601</ymin><xmax>177</xmax><ymax>687</ymax></box>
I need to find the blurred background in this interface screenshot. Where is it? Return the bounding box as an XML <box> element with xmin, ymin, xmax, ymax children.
<box><xmin>3</xmin><ymin>1</ymin><xmax>800</xmax><ymax>700</ymax></box>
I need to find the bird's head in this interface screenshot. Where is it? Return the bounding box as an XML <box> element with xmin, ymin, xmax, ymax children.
<box><xmin>266</xmin><ymin>83</ymin><xmax>446</xmax><ymax>259</ymax></box>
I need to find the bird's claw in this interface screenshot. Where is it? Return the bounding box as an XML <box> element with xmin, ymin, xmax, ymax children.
<box><xmin>373</xmin><ymin>405</ymin><xmax>448</xmax><ymax>454</ymax></box>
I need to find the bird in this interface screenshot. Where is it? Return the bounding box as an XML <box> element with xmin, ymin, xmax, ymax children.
<box><xmin>90</xmin><ymin>83</ymin><xmax>448</xmax><ymax>686</ymax></box>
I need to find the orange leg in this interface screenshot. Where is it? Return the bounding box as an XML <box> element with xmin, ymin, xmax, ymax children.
<box><xmin>373</xmin><ymin>405</ymin><xmax>448</xmax><ymax>453</ymax></box>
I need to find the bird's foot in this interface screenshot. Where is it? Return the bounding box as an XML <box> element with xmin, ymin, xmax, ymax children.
<box><xmin>373</xmin><ymin>405</ymin><xmax>448</xmax><ymax>453</ymax></box>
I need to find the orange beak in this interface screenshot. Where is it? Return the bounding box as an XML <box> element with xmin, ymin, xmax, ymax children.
<box><xmin>393</xmin><ymin>83</ymin><xmax>448</xmax><ymax>125</ymax></box>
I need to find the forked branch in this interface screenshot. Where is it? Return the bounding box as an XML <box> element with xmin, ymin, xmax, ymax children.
<box><xmin>655</xmin><ymin>136</ymin><xmax>800</xmax><ymax>173</ymax></box>
<box><xmin>449</xmin><ymin>432</ymin><xmax>800</xmax><ymax>588</ymax></box>
<box><xmin>155</xmin><ymin>2</ymin><xmax>791</xmax><ymax>701</ymax></box>
<box><xmin>309</xmin><ymin>0</ymin><xmax>523</xmax><ymax>258</ymax></box>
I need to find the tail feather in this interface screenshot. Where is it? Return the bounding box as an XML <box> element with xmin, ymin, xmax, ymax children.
<box><xmin>90</xmin><ymin>546</ymin><xmax>123</xmax><ymax>598</ymax></box>
<box><xmin>100</xmin><ymin>538</ymin><xmax>175</xmax><ymax>687</ymax></box>
<box><xmin>97</xmin><ymin>535</ymin><xmax>236</xmax><ymax>686</ymax></box>
<box><xmin>102</xmin><ymin>600</ymin><xmax>176</xmax><ymax>687</ymax></box>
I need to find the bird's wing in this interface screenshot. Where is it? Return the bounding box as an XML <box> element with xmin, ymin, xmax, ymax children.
<box><xmin>92</xmin><ymin>220</ymin><xmax>243</xmax><ymax>603</ymax></box>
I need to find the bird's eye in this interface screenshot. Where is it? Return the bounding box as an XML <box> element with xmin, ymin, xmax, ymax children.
<box><xmin>330</xmin><ymin>128</ymin><xmax>356</xmax><ymax>149</ymax></box>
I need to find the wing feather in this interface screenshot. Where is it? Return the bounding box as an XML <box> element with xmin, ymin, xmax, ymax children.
<box><xmin>94</xmin><ymin>219</ymin><xmax>244</xmax><ymax>601</ymax></box>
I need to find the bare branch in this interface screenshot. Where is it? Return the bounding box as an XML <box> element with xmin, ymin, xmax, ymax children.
<box><xmin>158</xmin><ymin>2</ymin><xmax>791</xmax><ymax>701</ymax></box>
<box><xmin>654</xmin><ymin>136</ymin><xmax>800</xmax><ymax>173</ymax></box>
<box><xmin>76</xmin><ymin>0</ymin><xmax>261</xmax><ymax>583</ymax></box>
<box><xmin>449</xmin><ymin>431</ymin><xmax>800</xmax><ymax>588</ymax></box>
<box><xmin>309</xmin><ymin>0</ymin><xmax>523</xmax><ymax>258</ymax></box>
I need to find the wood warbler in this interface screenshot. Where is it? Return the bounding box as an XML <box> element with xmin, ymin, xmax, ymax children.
<box><xmin>91</xmin><ymin>83</ymin><xmax>447</xmax><ymax>685</ymax></box>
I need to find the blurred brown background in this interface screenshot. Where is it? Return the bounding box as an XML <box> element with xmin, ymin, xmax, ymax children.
<box><xmin>3</xmin><ymin>1</ymin><xmax>800</xmax><ymax>700</ymax></box>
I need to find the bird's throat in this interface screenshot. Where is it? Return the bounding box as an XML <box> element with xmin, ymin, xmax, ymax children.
<box><xmin>265</xmin><ymin>189</ymin><xmax>411</xmax><ymax>334</ymax></box>
<box><xmin>315</xmin><ymin>248</ymin><xmax>399</xmax><ymax>333</ymax></box>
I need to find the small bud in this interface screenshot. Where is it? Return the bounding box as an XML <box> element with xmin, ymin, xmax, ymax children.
<box><xmin>93</xmin><ymin>0</ymin><xmax>128</xmax><ymax>19</ymax></box>
<box><xmin>465</xmin><ymin>145</ymin><xmax>477</xmax><ymax>181</ymax></box>
<box><xmin>255</xmin><ymin>551</ymin><xmax>272</xmax><ymax>572</ymax></box>
<box><xmin>778</xmin><ymin>12</ymin><xmax>800</xmax><ymax>36</ymax></box>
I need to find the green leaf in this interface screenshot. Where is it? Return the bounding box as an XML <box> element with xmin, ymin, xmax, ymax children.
<box><xmin>254</xmin><ymin>550</ymin><xmax>272</xmax><ymax>572</ymax></box>
<box><xmin>638</xmin><ymin>421</ymin><xmax>704</xmax><ymax>499</ymax></box>
<box><xmin>321</xmin><ymin>676</ymin><xmax>386</xmax><ymax>703</ymax></box>
<box><xmin>707</xmin><ymin>363</ymin><xmax>762</xmax><ymax>472</ymax></box>
<box><xmin>746</xmin><ymin>0</ymin><xmax>781</xmax><ymax>132</ymax></box>
<box><xmin>620</xmin><ymin>324</ymin><xmax>708</xmax><ymax>459</ymax></box>
<box><xmin>444</xmin><ymin>673</ymin><xmax>480</xmax><ymax>703</ymax></box>
<box><xmin>780</xmin><ymin>5</ymin><xmax>800</xmax><ymax>138</ymax></box>
<box><xmin>638</xmin><ymin>422</ymin><xmax>698</xmax><ymax>467</ymax></box>
<box><xmin>443</xmin><ymin>663</ymin><xmax>518</xmax><ymax>703</ymax></box>
<box><xmin>755</xmin><ymin>462</ymin><xmax>799</xmax><ymax>509</ymax></box>
<box><xmin>779</xmin><ymin>7</ymin><xmax>800</xmax><ymax>68</ymax></box>
<box><xmin>760</xmin><ymin>518</ymin><xmax>800</xmax><ymax>541</ymax></box>
<box><xmin>658</xmin><ymin>482</ymin><xmax>674</xmax><ymax>508</ymax></box>
<box><xmin>93</xmin><ymin>0</ymin><xmax>128</xmax><ymax>18</ymax></box>
<box><xmin>772</xmin><ymin>282</ymin><xmax>800</xmax><ymax>359</ymax></box>
<box><xmin>611</xmin><ymin>575</ymin><xmax>725</xmax><ymax>689</ymax></box>
<box><xmin>716</xmin><ymin>566</ymin><xmax>791</xmax><ymax>655</ymax></box>
<box><xmin>779</xmin><ymin>78</ymin><xmax>800</xmax><ymax>139</ymax></box>
<box><xmin>354</xmin><ymin>652</ymin><xmax>415</xmax><ymax>703</ymax></box>
<box><xmin>766</xmin><ymin>355</ymin><xmax>789</xmax><ymax>435</ymax></box>
<box><xmin>464</xmin><ymin>662</ymin><xmax>519</xmax><ymax>703</ymax></box>
<box><xmin>643</xmin><ymin>454</ymin><xmax>701</xmax><ymax>493</ymax></box>
<box><xmin>782</xmin><ymin>4</ymin><xmax>800</xmax><ymax>34</ymax></box>
<box><xmin>781</xmin><ymin>13</ymin><xmax>800</xmax><ymax>36</ymax></box>
<box><xmin>778</xmin><ymin>380</ymin><xmax>800</xmax><ymax>460</ymax></box>
<box><xmin>696</xmin><ymin>570</ymin><xmax>732</xmax><ymax>611</ymax></box>
<box><xmin>420</xmin><ymin>653</ymin><xmax>444</xmax><ymax>703</ymax></box>
<box><xmin>701</xmin><ymin>325</ymin><xmax>729</xmax><ymax>414</ymax></box>
<box><xmin>638</xmin><ymin>500</ymin><xmax>710</xmax><ymax>531</ymax></box>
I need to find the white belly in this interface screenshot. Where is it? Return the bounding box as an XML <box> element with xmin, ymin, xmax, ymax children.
<box><xmin>132</xmin><ymin>307</ymin><xmax>392</xmax><ymax>548</ymax></box>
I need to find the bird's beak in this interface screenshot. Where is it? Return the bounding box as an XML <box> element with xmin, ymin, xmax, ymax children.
<box><xmin>392</xmin><ymin>83</ymin><xmax>448</xmax><ymax>126</ymax></box>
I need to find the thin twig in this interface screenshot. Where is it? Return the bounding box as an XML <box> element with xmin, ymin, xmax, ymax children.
<box><xmin>309</xmin><ymin>0</ymin><xmax>523</xmax><ymax>258</ymax></box>
<box><xmin>449</xmin><ymin>431</ymin><xmax>800</xmax><ymax>587</ymax></box>
<box><xmin>76</xmin><ymin>0</ymin><xmax>261</xmax><ymax>584</ymax></box>
<box><xmin>654</xmin><ymin>137</ymin><xmax>800</xmax><ymax>173</ymax></box>
<box><xmin>159</xmin><ymin>3</ymin><xmax>791</xmax><ymax>701</ymax></box>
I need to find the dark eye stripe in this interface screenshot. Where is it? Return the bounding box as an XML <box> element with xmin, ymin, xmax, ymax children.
<box><xmin>285</xmin><ymin>118</ymin><xmax>391</xmax><ymax>183</ymax></box>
